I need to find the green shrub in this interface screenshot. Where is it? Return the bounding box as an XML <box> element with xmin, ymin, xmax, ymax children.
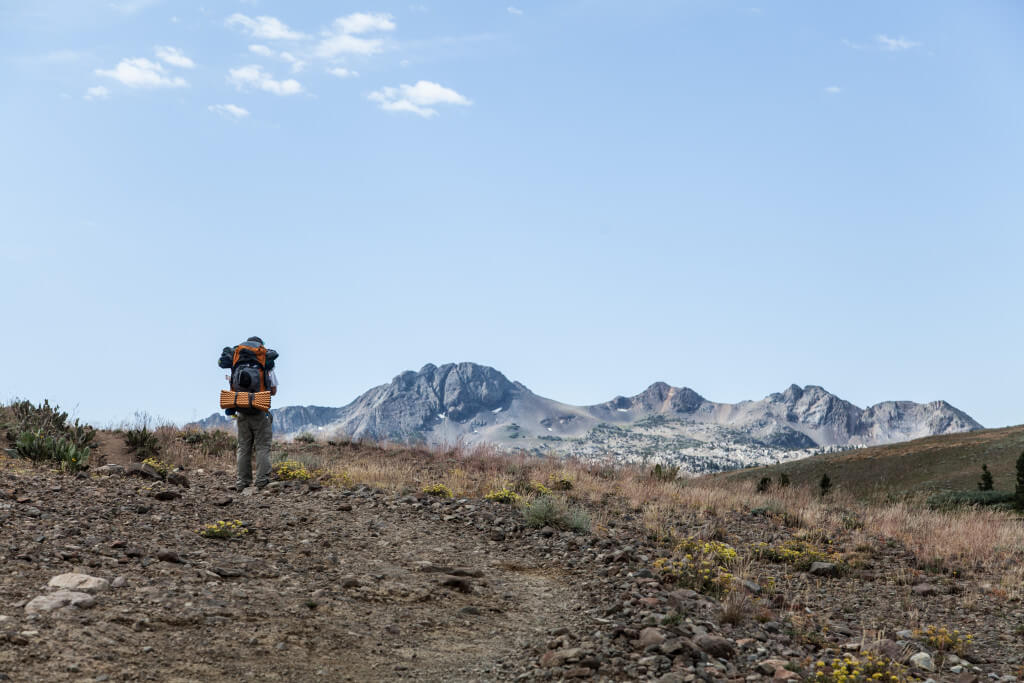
<box><xmin>124</xmin><ymin>425</ymin><xmax>160</xmax><ymax>461</ymax></box>
<box><xmin>423</xmin><ymin>483</ymin><xmax>453</xmax><ymax>498</ymax></box>
<box><xmin>295</xmin><ymin>432</ymin><xmax>317</xmax><ymax>444</ymax></box>
<box><xmin>1016</xmin><ymin>450</ymin><xmax>1024</xmax><ymax>511</ymax></box>
<box><xmin>485</xmin><ymin>488</ymin><xmax>521</xmax><ymax>504</ymax></box>
<box><xmin>520</xmin><ymin>496</ymin><xmax>590</xmax><ymax>532</ymax></box>
<box><xmin>819</xmin><ymin>473</ymin><xmax>832</xmax><ymax>497</ymax></box>
<box><xmin>183</xmin><ymin>429</ymin><xmax>236</xmax><ymax>457</ymax></box>
<box><xmin>9</xmin><ymin>399</ymin><xmax>69</xmax><ymax>436</ymax></box>
<box><xmin>756</xmin><ymin>476</ymin><xmax>772</xmax><ymax>493</ymax></box>
<box><xmin>66</xmin><ymin>419</ymin><xmax>97</xmax><ymax>450</ymax></box>
<box><xmin>926</xmin><ymin>490</ymin><xmax>1015</xmax><ymax>510</ymax></box>
<box><xmin>978</xmin><ymin>464</ymin><xmax>994</xmax><ymax>491</ymax></box>
<box><xmin>651</xmin><ymin>463</ymin><xmax>680</xmax><ymax>482</ymax></box>
<box><xmin>753</xmin><ymin>539</ymin><xmax>837</xmax><ymax>571</ymax></box>
<box><xmin>548</xmin><ymin>472</ymin><xmax>573</xmax><ymax>491</ymax></box>
<box><xmin>653</xmin><ymin>538</ymin><xmax>738</xmax><ymax>598</ymax></box>
<box><xmin>15</xmin><ymin>430</ymin><xmax>89</xmax><ymax>473</ymax></box>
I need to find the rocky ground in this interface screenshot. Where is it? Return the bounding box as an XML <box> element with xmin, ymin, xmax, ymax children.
<box><xmin>0</xmin><ymin>449</ymin><xmax>1022</xmax><ymax>682</ymax></box>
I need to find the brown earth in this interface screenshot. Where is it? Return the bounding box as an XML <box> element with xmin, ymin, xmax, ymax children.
<box><xmin>1</xmin><ymin>435</ymin><xmax>1023</xmax><ymax>682</ymax></box>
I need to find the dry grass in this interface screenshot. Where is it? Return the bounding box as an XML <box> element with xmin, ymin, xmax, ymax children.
<box><xmin>91</xmin><ymin>424</ymin><xmax>1024</xmax><ymax>586</ymax></box>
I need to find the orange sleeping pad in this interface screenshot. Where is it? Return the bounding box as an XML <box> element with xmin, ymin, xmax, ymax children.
<box><xmin>220</xmin><ymin>390</ymin><xmax>272</xmax><ymax>412</ymax></box>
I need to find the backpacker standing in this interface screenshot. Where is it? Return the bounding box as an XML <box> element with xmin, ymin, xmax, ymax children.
<box><xmin>218</xmin><ymin>336</ymin><xmax>279</xmax><ymax>491</ymax></box>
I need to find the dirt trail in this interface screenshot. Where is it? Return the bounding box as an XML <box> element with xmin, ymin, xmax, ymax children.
<box><xmin>0</xmin><ymin>466</ymin><xmax>591</xmax><ymax>682</ymax></box>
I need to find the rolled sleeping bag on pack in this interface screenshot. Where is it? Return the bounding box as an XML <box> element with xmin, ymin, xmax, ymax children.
<box><xmin>220</xmin><ymin>390</ymin><xmax>272</xmax><ymax>412</ymax></box>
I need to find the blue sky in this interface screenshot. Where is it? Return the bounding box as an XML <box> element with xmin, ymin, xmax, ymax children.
<box><xmin>1</xmin><ymin>0</ymin><xmax>1021</xmax><ymax>429</ymax></box>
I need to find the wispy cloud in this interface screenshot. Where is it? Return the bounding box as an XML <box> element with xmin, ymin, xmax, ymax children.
<box><xmin>328</xmin><ymin>67</ymin><xmax>358</xmax><ymax>78</ymax></box>
<box><xmin>209</xmin><ymin>104</ymin><xmax>250</xmax><ymax>119</ymax></box>
<box><xmin>315</xmin><ymin>12</ymin><xmax>395</xmax><ymax>58</ymax></box>
<box><xmin>507</xmin><ymin>6</ymin><xmax>523</xmax><ymax>15</ymax></box>
<box><xmin>155</xmin><ymin>46</ymin><xmax>195</xmax><ymax>69</ymax></box>
<box><xmin>280</xmin><ymin>51</ymin><xmax>306</xmax><ymax>73</ymax></box>
<box><xmin>368</xmin><ymin>80</ymin><xmax>470</xmax><ymax>118</ymax></box>
<box><xmin>228</xmin><ymin>65</ymin><xmax>302</xmax><ymax>96</ymax></box>
<box><xmin>844</xmin><ymin>35</ymin><xmax>922</xmax><ymax>52</ymax></box>
<box><xmin>876</xmin><ymin>34</ymin><xmax>921</xmax><ymax>51</ymax></box>
<box><xmin>96</xmin><ymin>57</ymin><xmax>188</xmax><ymax>88</ymax></box>
<box><xmin>824</xmin><ymin>85</ymin><xmax>841</xmax><ymax>94</ymax></box>
<box><xmin>109</xmin><ymin>0</ymin><xmax>160</xmax><ymax>14</ymax></box>
<box><xmin>249</xmin><ymin>44</ymin><xmax>274</xmax><ymax>57</ymax></box>
<box><xmin>84</xmin><ymin>85</ymin><xmax>110</xmax><ymax>100</ymax></box>
<box><xmin>226</xmin><ymin>13</ymin><xmax>307</xmax><ymax>41</ymax></box>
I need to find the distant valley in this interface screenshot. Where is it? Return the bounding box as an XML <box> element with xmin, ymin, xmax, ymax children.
<box><xmin>193</xmin><ymin>362</ymin><xmax>982</xmax><ymax>473</ymax></box>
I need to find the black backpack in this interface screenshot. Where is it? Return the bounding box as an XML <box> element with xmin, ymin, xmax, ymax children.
<box><xmin>219</xmin><ymin>342</ymin><xmax>279</xmax><ymax>415</ymax></box>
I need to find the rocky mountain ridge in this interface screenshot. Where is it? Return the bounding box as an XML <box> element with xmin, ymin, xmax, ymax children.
<box><xmin>192</xmin><ymin>362</ymin><xmax>982</xmax><ymax>472</ymax></box>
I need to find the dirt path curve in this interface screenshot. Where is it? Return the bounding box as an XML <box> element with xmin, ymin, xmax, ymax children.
<box><xmin>0</xmin><ymin>466</ymin><xmax>592</xmax><ymax>682</ymax></box>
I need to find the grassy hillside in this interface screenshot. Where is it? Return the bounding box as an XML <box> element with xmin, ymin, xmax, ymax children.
<box><xmin>714</xmin><ymin>425</ymin><xmax>1024</xmax><ymax>500</ymax></box>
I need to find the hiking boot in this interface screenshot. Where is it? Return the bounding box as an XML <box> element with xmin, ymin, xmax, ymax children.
<box><xmin>234</xmin><ymin>484</ymin><xmax>249</xmax><ymax>492</ymax></box>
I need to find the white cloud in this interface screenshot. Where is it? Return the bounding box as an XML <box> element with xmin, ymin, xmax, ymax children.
<box><xmin>226</xmin><ymin>13</ymin><xmax>307</xmax><ymax>40</ymax></box>
<box><xmin>876</xmin><ymin>34</ymin><xmax>921</xmax><ymax>51</ymax></box>
<box><xmin>249</xmin><ymin>44</ymin><xmax>274</xmax><ymax>57</ymax></box>
<box><xmin>315</xmin><ymin>12</ymin><xmax>395</xmax><ymax>58</ymax></box>
<box><xmin>332</xmin><ymin>12</ymin><xmax>395</xmax><ymax>34</ymax></box>
<box><xmin>368</xmin><ymin>80</ymin><xmax>470</xmax><ymax>118</ymax></box>
<box><xmin>328</xmin><ymin>67</ymin><xmax>358</xmax><ymax>78</ymax></box>
<box><xmin>228</xmin><ymin>65</ymin><xmax>302</xmax><ymax>96</ymax></box>
<box><xmin>84</xmin><ymin>85</ymin><xmax>110</xmax><ymax>100</ymax></box>
<box><xmin>209</xmin><ymin>104</ymin><xmax>250</xmax><ymax>119</ymax></box>
<box><xmin>96</xmin><ymin>57</ymin><xmax>188</xmax><ymax>88</ymax></box>
<box><xmin>507</xmin><ymin>6</ymin><xmax>523</xmax><ymax>15</ymax></box>
<box><xmin>109</xmin><ymin>0</ymin><xmax>160</xmax><ymax>14</ymax></box>
<box><xmin>280</xmin><ymin>51</ymin><xmax>307</xmax><ymax>73</ymax></box>
<box><xmin>154</xmin><ymin>45</ymin><xmax>195</xmax><ymax>68</ymax></box>
<box><xmin>824</xmin><ymin>85</ymin><xmax>841</xmax><ymax>94</ymax></box>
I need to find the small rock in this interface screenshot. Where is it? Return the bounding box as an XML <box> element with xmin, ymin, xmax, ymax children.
<box><xmin>774</xmin><ymin>670</ymin><xmax>800</xmax><ymax>681</ymax></box>
<box><xmin>340</xmin><ymin>576</ymin><xmax>360</xmax><ymax>589</ymax></box>
<box><xmin>539</xmin><ymin>526</ymin><xmax>556</xmax><ymax>538</ymax></box>
<box><xmin>912</xmin><ymin>584</ymin><xmax>939</xmax><ymax>597</ymax></box>
<box><xmin>47</xmin><ymin>573</ymin><xmax>109</xmax><ymax>593</ymax></box>
<box><xmin>695</xmin><ymin>634</ymin><xmax>735</xmax><ymax>659</ymax></box>
<box><xmin>156</xmin><ymin>549</ymin><xmax>183</xmax><ymax>564</ymax></box>
<box><xmin>808</xmin><ymin>562</ymin><xmax>840</xmax><ymax>577</ymax></box>
<box><xmin>152</xmin><ymin>490</ymin><xmax>181</xmax><ymax>501</ymax></box>
<box><xmin>111</xmin><ymin>576</ymin><xmax>127</xmax><ymax>589</ymax></box>
<box><xmin>638</xmin><ymin>627</ymin><xmax>667</xmax><ymax>648</ymax></box>
<box><xmin>910</xmin><ymin>652</ymin><xmax>936</xmax><ymax>672</ymax></box>
<box><xmin>125</xmin><ymin>462</ymin><xmax>161</xmax><ymax>480</ymax></box>
<box><xmin>756</xmin><ymin>660</ymin><xmax>789</xmax><ymax>676</ymax></box>
<box><xmin>540</xmin><ymin>647</ymin><xmax>583</xmax><ymax>668</ymax></box>
<box><xmin>93</xmin><ymin>464</ymin><xmax>125</xmax><ymax>477</ymax></box>
<box><xmin>439</xmin><ymin>575</ymin><xmax>472</xmax><ymax>593</ymax></box>
<box><xmin>24</xmin><ymin>590</ymin><xmax>95</xmax><ymax>614</ymax></box>
<box><xmin>212</xmin><ymin>496</ymin><xmax>233</xmax><ymax>507</ymax></box>
<box><xmin>166</xmin><ymin>472</ymin><xmax>190</xmax><ymax>488</ymax></box>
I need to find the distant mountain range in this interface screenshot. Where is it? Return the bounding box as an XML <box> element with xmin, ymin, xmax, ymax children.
<box><xmin>193</xmin><ymin>362</ymin><xmax>982</xmax><ymax>472</ymax></box>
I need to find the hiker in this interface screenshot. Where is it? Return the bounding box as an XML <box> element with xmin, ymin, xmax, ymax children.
<box><xmin>218</xmin><ymin>337</ymin><xmax>279</xmax><ymax>491</ymax></box>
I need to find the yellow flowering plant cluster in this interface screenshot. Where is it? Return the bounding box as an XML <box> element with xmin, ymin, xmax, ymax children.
<box><xmin>485</xmin><ymin>488</ymin><xmax>521</xmax><ymax>504</ymax></box>
<box><xmin>197</xmin><ymin>519</ymin><xmax>248</xmax><ymax>539</ymax></box>
<box><xmin>528</xmin><ymin>481</ymin><xmax>552</xmax><ymax>495</ymax></box>
<box><xmin>814</xmin><ymin>654</ymin><xmax>908</xmax><ymax>682</ymax></box>
<box><xmin>142</xmin><ymin>457</ymin><xmax>171</xmax><ymax>478</ymax></box>
<box><xmin>547</xmin><ymin>472</ymin><xmax>573</xmax><ymax>491</ymax></box>
<box><xmin>919</xmin><ymin>625</ymin><xmax>974</xmax><ymax>656</ymax></box>
<box><xmin>652</xmin><ymin>537</ymin><xmax>738</xmax><ymax>598</ymax></box>
<box><xmin>753</xmin><ymin>539</ymin><xmax>838</xmax><ymax>571</ymax></box>
<box><xmin>423</xmin><ymin>483</ymin><xmax>453</xmax><ymax>498</ymax></box>
<box><xmin>272</xmin><ymin>460</ymin><xmax>313</xmax><ymax>481</ymax></box>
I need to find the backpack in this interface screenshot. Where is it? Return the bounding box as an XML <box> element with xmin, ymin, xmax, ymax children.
<box><xmin>219</xmin><ymin>341</ymin><xmax>278</xmax><ymax>415</ymax></box>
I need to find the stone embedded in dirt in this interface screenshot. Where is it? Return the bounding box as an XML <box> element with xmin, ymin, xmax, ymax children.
<box><xmin>156</xmin><ymin>549</ymin><xmax>183</xmax><ymax>564</ymax></box>
<box><xmin>47</xmin><ymin>573</ymin><xmax>109</xmax><ymax>593</ymax></box>
<box><xmin>24</xmin><ymin>590</ymin><xmax>95</xmax><ymax>614</ymax></box>
<box><xmin>638</xmin><ymin>627</ymin><xmax>666</xmax><ymax>648</ymax></box>
<box><xmin>93</xmin><ymin>464</ymin><xmax>125</xmax><ymax>476</ymax></box>
<box><xmin>166</xmin><ymin>472</ymin><xmax>190</xmax><ymax>488</ymax></box>
<box><xmin>337</xmin><ymin>503</ymin><xmax>353</xmax><ymax>511</ymax></box>
<box><xmin>808</xmin><ymin>562</ymin><xmax>840</xmax><ymax>577</ymax></box>
<box><xmin>212</xmin><ymin>496</ymin><xmax>233</xmax><ymax>507</ymax></box>
<box><xmin>695</xmin><ymin>634</ymin><xmax>735</xmax><ymax>659</ymax></box>
<box><xmin>489</xmin><ymin>530</ymin><xmax>506</xmax><ymax>542</ymax></box>
<box><xmin>540</xmin><ymin>647</ymin><xmax>584</xmax><ymax>668</ymax></box>
<box><xmin>756</xmin><ymin>659</ymin><xmax>789</xmax><ymax>675</ymax></box>
<box><xmin>439</xmin><ymin>575</ymin><xmax>473</xmax><ymax>592</ymax></box>
<box><xmin>912</xmin><ymin>583</ymin><xmax>939</xmax><ymax>596</ymax></box>
<box><xmin>111</xmin><ymin>576</ymin><xmax>126</xmax><ymax>589</ymax></box>
<box><xmin>125</xmin><ymin>463</ymin><xmax>161</xmax><ymax>480</ymax></box>
<box><xmin>539</xmin><ymin>526</ymin><xmax>555</xmax><ymax>538</ymax></box>
<box><xmin>773</xmin><ymin>669</ymin><xmax>801</xmax><ymax>680</ymax></box>
<box><xmin>242</xmin><ymin>487</ymin><xmax>259</xmax><ymax>497</ymax></box>
<box><xmin>340</xmin><ymin>576</ymin><xmax>360</xmax><ymax>589</ymax></box>
<box><xmin>152</xmin><ymin>490</ymin><xmax>181</xmax><ymax>501</ymax></box>
<box><xmin>909</xmin><ymin>652</ymin><xmax>936</xmax><ymax>671</ymax></box>
<box><xmin>212</xmin><ymin>567</ymin><xmax>244</xmax><ymax>578</ymax></box>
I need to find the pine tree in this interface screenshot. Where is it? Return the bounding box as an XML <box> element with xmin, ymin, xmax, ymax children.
<box><xmin>978</xmin><ymin>464</ymin><xmax>994</xmax><ymax>491</ymax></box>
<box><xmin>779</xmin><ymin>473</ymin><xmax>791</xmax><ymax>488</ymax></box>
<box><xmin>1015</xmin><ymin>450</ymin><xmax>1024</xmax><ymax>511</ymax></box>
<box><xmin>819</xmin><ymin>472</ymin><xmax>832</xmax><ymax>497</ymax></box>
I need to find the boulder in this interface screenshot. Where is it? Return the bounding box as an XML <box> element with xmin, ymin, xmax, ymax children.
<box><xmin>808</xmin><ymin>562</ymin><xmax>840</xmax><ymax>577</ymax></box>
<box><xmin>695</xmin><ymin>634</ymin><xmax>735</xmax><ymax>659</ymax></box>
<box><xmin>25</xmin><ymin>591</ymin><xmax>95</xmax><ymax>614</ymax></box>
<box><xmin>47</xmin><ymin>573</ymin><xmax>109</xmax><ymax>594</ymax></box>
<box><xmin>909</xmin><ymin>652</ymin><xmax>936</xmax><ymax>672</ymax></box>
<box><xmin>125</xmin><ymin>463</ymin><xmax>161</xmax><ymax>480</ymax></box>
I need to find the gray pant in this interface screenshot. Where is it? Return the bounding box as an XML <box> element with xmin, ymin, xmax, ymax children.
<box><xmin>236</xmin><ymin>411</ymin><xmax>273</xmax><ymax>488</ymax></box>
